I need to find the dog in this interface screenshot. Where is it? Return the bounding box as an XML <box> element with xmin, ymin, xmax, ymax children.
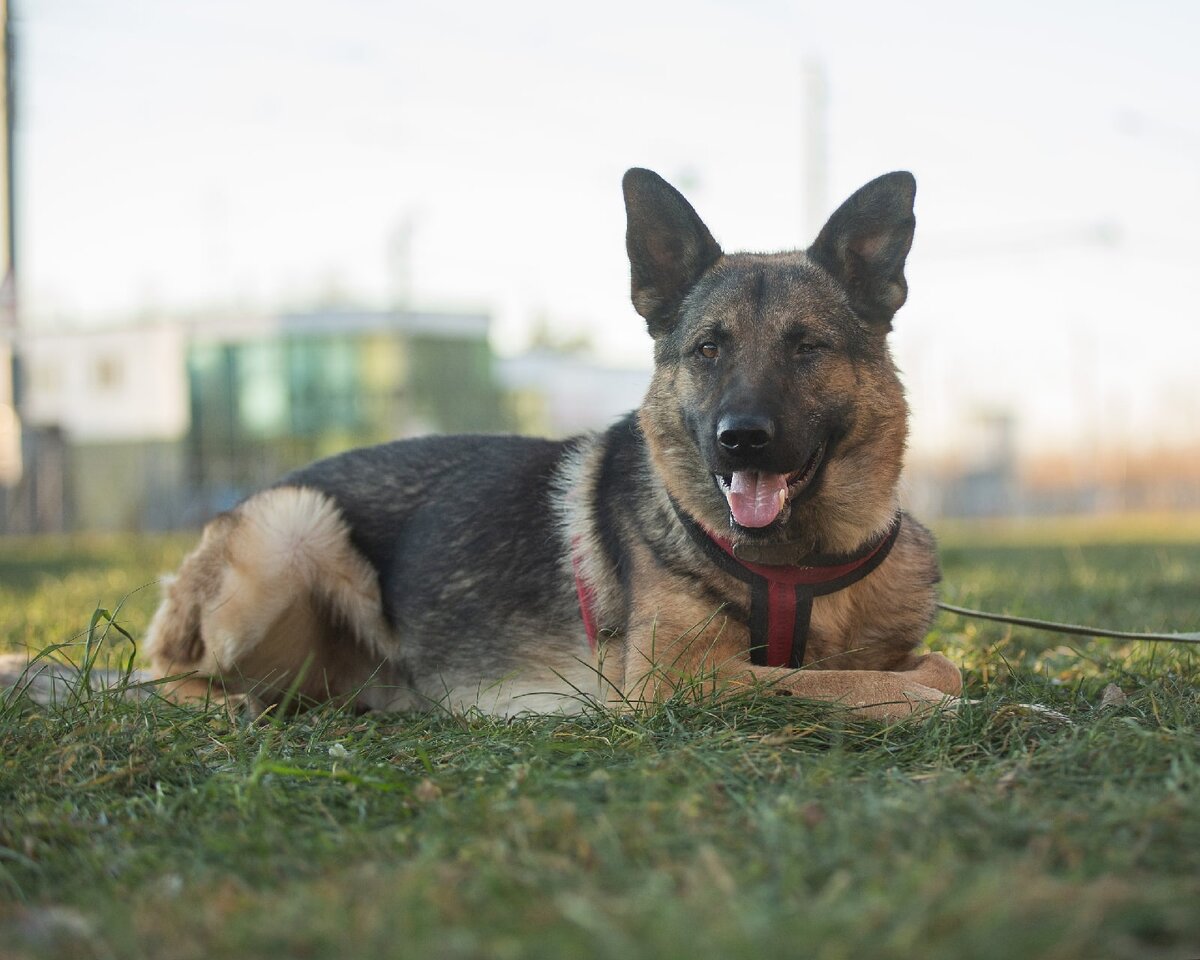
<box><xmin>128</xmin><ymin>168</ymin><xmax>962</xmax><ymax>720</ymax></box>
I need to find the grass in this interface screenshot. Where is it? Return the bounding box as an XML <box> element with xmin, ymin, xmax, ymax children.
<box><xmin>0</xmin><ymin>524</ymin><xmax>1198</xmax><ymax>960</ymax></box>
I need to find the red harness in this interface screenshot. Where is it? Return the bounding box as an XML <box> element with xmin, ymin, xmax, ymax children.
<box><xmin>572</xmin><ymin>510</ymin><xmax>902</xmax><ymax>668</ymax></box>
<box><xmin>571</xmin><ymin>544</ymin><xmax>600</xmax><ymax>653</ymax></box>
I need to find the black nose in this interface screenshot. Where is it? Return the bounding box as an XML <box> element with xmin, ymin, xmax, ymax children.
<box><xmin>717</xmin><ymin>414</ymin><xmax>775</xmax><ymax>452</ymax></box>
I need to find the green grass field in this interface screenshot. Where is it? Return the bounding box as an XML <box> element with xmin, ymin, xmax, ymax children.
<box><xmin>1</xmin><ymin>524</ymin><xmax>1197</xmax><ymax>960</ymax></box>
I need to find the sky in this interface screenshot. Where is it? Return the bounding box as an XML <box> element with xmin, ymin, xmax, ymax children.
<box><xmin>18</xmin><ymin>0</ymin><xmax>1200</xmax><ymax>458</ymax></box>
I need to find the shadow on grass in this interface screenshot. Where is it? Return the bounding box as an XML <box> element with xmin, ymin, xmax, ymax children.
<box><xmin>0</xmin><ymin>553</ymin><xmax>123</xmax><ymax>593</ymax></box>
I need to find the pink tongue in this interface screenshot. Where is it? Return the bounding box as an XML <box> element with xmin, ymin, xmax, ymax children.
<box><xmin>726</xmin><ymin>471</ymin><xmax>789</xmax><ymax>528</ymax></box>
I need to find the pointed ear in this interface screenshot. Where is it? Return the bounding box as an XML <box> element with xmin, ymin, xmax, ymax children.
<box><xmin>623</xmin><ymin>168</ymin><xmax>723</xmax><ymax>336</ymax></box>
<box><xmin>807</xmin><ymin>171</ymin><xmax>916</xmax><ymax>329</ymax></box>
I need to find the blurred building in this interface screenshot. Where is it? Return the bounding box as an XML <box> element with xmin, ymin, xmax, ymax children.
<box><xmin>14</xmin><ymin>308</ymin><xmax>512</xmax><ymax>530</ymax></box>
<box><xmin>496</xmin><ymin>348</ymin><xmax>649</xmax><ymax>438</ymax></box>
<box><xmin>907</xmin><ymin>410</ymin><xmax>1022</xmax><ymax>518</ymax></box>
<box><xmin>20</xmin><ymin>322</ymin><xmax>188</xmax><ymax>530</ymax></box>
<box><xmin>905</xmin><ymin>407</ymin><xmax>1200</xmax><ymax>519</ymax></box>
<box><xmin>10</xmin><ymin>310</ymin><xmax>1198</xmax><ymax>532</ymax></box>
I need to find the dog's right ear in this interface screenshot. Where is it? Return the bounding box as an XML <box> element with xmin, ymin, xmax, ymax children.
<box><xmin>623</xmin><ymin>168</ymin><xmax>723</xmax><ymax>337</ymax></box>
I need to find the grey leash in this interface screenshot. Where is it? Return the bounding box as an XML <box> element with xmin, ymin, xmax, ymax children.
<box><xmin>937</xmin><ymin>602</ymin><xmax>1200</xmax><ymax>645</ymax></box>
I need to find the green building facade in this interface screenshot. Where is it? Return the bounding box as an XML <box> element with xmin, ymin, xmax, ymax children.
<box><xmin>185</xmin><ymin>311</ymin><xmax>513</xmax><ymax>514</ymax></box>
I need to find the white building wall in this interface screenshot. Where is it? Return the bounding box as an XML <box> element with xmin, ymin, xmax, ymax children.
<box><xmin>496</xmin><ymin>350</ymin><xmax>650</xmax><ymax>436</ymax></box>
<box><xmin>22</xmin><ymin>324</ymin><xmax>189</xmax><ymax>442</ymax></box>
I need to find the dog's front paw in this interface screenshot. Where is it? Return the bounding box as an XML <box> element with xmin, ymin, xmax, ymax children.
<box><xmin>896</xmin><ymin>680</ymin><xmax>959</xmax><ymax>717</ymax></box>
<box><xmin>896</xmin><ymin>651</ymin><xmax>963</xmax><ymax>696</ymax></box>
<box><xmin>220</xmin><ymin>692</ymin><xmax>272</xmax><ymax>723</ymax></box>
<box><xmin>848</xmin><ymin>679</ymin><xmax>958</xmax><ymax>722</ymax></box>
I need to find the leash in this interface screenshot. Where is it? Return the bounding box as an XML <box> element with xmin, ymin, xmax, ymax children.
<box><xmin>937</xmin><ymin>602</ymin><xmax>1200</xmax><ymax>645</ymax></box>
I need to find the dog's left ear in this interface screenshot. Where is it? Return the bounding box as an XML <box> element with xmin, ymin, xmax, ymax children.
<box><xmin>623</xmin><ymin>168</ymin><xmax>723</xmax><ymax>337</ymax></box>
<box><xmin>807</xmin><ymin>172</ymin><xmax>916</xmax><ymax>329</ymax></box>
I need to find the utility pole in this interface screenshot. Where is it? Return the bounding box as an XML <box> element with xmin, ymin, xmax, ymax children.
<box><xmin>0</xmin><ymin>0</ymin><xmax>20</xmax><ymax>516</ymax></box>
<box><xmin>801</xmin><ymin>58</ymin><xmax>828</xmax><ymax>243</ymax></box>
<box><xmin>386</xmin><ymin>213</ymin><xmax>416</xmax><ymax>312</ymax></box>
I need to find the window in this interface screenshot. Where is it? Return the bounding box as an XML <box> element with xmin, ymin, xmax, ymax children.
<box><xmin>93</xmin><ymin>355</ymin><xmax>123</xmax><ymax>392</ymax></box>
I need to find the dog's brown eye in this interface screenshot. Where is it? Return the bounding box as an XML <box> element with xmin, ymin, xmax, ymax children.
<box><xmin>796</xmin><ymin>343</ymin><xmax>819</xmax><ymax>356</ymax></box>
<box><xmin>699</xmin><ymin>342</ymin><xmax>720</xmax><ymax>359</ymax></box>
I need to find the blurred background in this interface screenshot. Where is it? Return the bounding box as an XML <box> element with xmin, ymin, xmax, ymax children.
<box><xmin>0</xmin><ymin>0</ymin><xmax>1197</xmax><ymax>533</ymax></box>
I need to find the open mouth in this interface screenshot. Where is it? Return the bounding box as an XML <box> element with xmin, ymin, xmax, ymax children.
<box><xmin>714</xmin><ymin>440</ymin><xmax>827</xmax><ymax>529</ymax></box>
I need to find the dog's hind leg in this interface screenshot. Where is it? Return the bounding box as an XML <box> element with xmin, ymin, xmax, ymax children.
<box><xmin>145</xmin><ymin>486</ymin><xmax>402</xmax><ymax>710</ymax></box>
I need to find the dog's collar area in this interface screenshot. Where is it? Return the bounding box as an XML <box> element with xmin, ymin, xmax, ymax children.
<box><xmin>668</xmin><ymin>501</ymin><xmax>903</xmax><ymax>668</ymax></box>
<box><xmin>570</xmin><ymin>505</ymin><xmax>902</xmax><ymax>668</ymax></box>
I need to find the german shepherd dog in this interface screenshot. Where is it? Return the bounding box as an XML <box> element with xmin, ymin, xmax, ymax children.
<box><xmin>135</xmin><ymin>169</ymin><xmax>962</xmax><ymax>720</ymax></box>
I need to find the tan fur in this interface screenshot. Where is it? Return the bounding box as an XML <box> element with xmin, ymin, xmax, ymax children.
<box><xmin>615</xmin><ymin>535</ymin><xmax>960</xmax><ymax>721</ymax></box>
<box><xmin>145</xmin><ymin>486</ymin><xmax>406</xmax><ymax>709</ymax></box>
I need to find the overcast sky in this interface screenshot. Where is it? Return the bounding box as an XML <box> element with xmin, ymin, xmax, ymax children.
<box><xmin>19</xmin><ymin>0</ymin><xmax>1200</xmax><ymax>456</ymax></box>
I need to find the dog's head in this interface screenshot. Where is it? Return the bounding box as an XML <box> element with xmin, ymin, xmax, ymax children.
<box><xmin>625</xmin><ymin>168</ymin><xmax>915</xmax><ymax>552</ymax></box>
